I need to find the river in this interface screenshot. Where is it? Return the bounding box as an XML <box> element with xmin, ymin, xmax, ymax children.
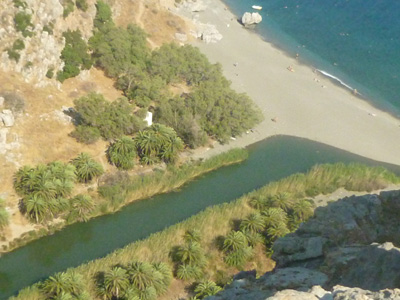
<box><xmin>1</xmin><ymin>135</ymin><xmax>400</xmax><ymax>299</ymax></box>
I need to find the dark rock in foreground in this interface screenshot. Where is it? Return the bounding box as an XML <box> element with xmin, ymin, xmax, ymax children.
<box><xmin>207</xmin><ymin>190</ymin><xmax>400</xmax><ymax>299</ymax></box>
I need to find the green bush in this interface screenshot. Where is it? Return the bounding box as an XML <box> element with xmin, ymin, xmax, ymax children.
<box><xmin>43</xmin><ymin>22</ymin><xmax>54</xmax><ymax>35</ymax></box>
<box><xmin>6</xmin><ymin>49</ymin><xmax>20</xmax><ymax>62</ymax></box>
<box><xmin>70</xmin><ymin>125</ymin><xmax>101</xmax><ymax>144</ymax></box>
<box><xmin>62</xmin><ymin>0</ymin><xmax>75</xmax><ymax>18</ymax></box>
<box><xmin>1</xmin><ymin>92</ymin><xmax>25</xmax><ymax>113</ymax></box>
<box><xmin>71</xmin><ymin>93</ymin><xmax>145</xmax><ymax>142</ymax></box>
<box><xmin>76</xmin><ymin>0</ymin><xmax>88</xmax><ymax>11</ymax></box>
<box><xmin>57</xmin><ymin>30</ymin><xmax>92</xmax><ymax>82</ymax></box>
<box><xmin>13</xmin><ymin>0</ymin><xmax>27</xmax><ymax>8</ymax></box>
<box><xmin>46</xmin><ymin>68</ymin><xmax>54</xmax><ymax>79</ymax></box>
<box><xmin>12</xmin><ymin>39</ymin><xmax>25</xmax><ymax>51</ymax></box>
<box><xmin>14</xmin><ymin>12</ymin><xmax>33</xmax><ymax>37</ymax></box>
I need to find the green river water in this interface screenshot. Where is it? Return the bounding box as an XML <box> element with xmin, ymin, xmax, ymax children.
<box><xmin>1</xmin><ymin>135</ymin><xmax>400</xmax><ymax>299</ymax></box>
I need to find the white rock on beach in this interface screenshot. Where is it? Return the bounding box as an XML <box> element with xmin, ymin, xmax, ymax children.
<box><xmin>0</xmin><ymin>109</ymin><xmax>15</xmax><ymax>127</ymax></box>
<box><xmin>193</xmin><ymin>23</ymin><xmax>223</xmax><ymax>43</ymax></box>
<box><xmin>241</xmin><ymin>12</ymin><xmax>262</xmax><ymax>26</ymax></box>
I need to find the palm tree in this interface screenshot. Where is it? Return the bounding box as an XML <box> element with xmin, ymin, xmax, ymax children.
<box><xmin>183</xmin><ymin>229</ymin><xmax>202</xmax><ymax>244</ymax></box>
<box><xmin>136</xmin><ymin>286</ymin><xmax>157</xmax><ymax>300</ymax></box>
<box><xmin>123</xmin><ymin>287</ymin><xmax>140</xmax><ymax>300</ymax></box>
<box><xmin>261</xmin><ymin>207</ymin><xmax>288</xmax><ymax>227</ymax></box>
<box><xmin>268</xmin><ymin>192</ymin><xmax>293</xmax><ymax>211</ymax></box>
<box><xmin>127</xmin><ymin>261</ymin><xmax>161</xmax><ymax>291</ymax></box>
<box><xmin>239</xmin><ymin>212</ymin><xmax>265</xmax><ymax>233</ymax></box>
<box><xmin>160</xmin><ymin>135</ymin><xmax>183</xmax><ymax>163</ymax></box>
<box><xmin>53</xmin><ymin>178</ymin><xmax>75</xmax><ymax>198</ymax></box>
<box><xmin>72</xmin><ymin>152</ymin><xmax>104</xmax><ymax>182</ymax></box>
<box><xmin>194</xmin><ymin>280</ymin><xmax>222</xmax><ymax>299</ymax></box>
<box><xmin>51</xmin><ymin>292</ymin><xmax>74</xmax><ymax>300</ymax></box>
<box><xmin>24</xmin><ymin>194</ymin><xmax>48</xmax><ymax>223</ymax></box>
<box><xmin>41</xmin><ymin>272</ymin><xmax>71</xmax><ymax>297</ymax></box>
<box><xmin>224</xmin><ymin>245</ymin><xmax>253</xmax><ymax>268</ymax></box>
<box><xmin>69</xmin><ymin>194</ymin><xmax>95</xmax><ymax>222</ymax></box>
<box><xmin>223</xmin><ymin>231</ymin><xmax>248</xmax><ymax>253</ymax></box>
<box><xmin>107</xmin><ymin>138</ymin><xmax>136</xmax><ymax>170</ymax></box>
<box><xmin>292</xmin><ymin>199</ymin><xmax>314</xmax><ymax>222</ymax></box>
<box><xmin>176</xmin><ymin>264</ymin><xmax>203</xmax><ymax>281</ymax></box>
<box><xmin>176</xmin><ymin>242</ymin><xmax>205</xmax><ymax>266</ymax></box>
<box><xmin>104</xmin><ymin>266</ymin><xmax>129</xmax><ymax>299</ymax></box>
<box><xmin>13</xmin><ymin>165</ymin><xmax>34</xmax><ymax>196</ymax></box>
<box><xmin>48</xmin><ymin>161</ymin><xmax>77</xmax><ymax>184</ymax></box>
<box><xmin>152</xmin><ymin>262</ymin><xmax>172</xmax><ymax>292</ymax></box>
<box><xmin>240</xmin><ymin>228</ymin><xmax>264</xmax><ymax>246</ymax></box>
<box><xmin>64</xmin><ymin>270</ymin><xmax>85</xmax><ymax>296</ymax></box>
<box><xmin>248</xmin><ymin>195</ymin><xmax>267</xmax><ymax>210</ymax></box>
<box><xmin>266</xmin><ymin>222</ymin><xmax>290</xmax><ymax>239</ymax></box>
<box><xmin>32</xmin><ymin>169</ymin><xmax>57</xmax><ymax>201</ymax></box>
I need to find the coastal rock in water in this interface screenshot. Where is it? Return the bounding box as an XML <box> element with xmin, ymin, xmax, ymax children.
<box><xmin>0</xmin><ymin>109</ymin><xmax>15</xmax><ymax>127</ymax></box>
<box><xmin>241</xmin><ymin>12</ymin><xmax>262</xmax><ymax>26</ymax></box>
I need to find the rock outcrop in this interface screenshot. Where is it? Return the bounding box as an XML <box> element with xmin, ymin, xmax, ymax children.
<box><xmin>208</xmin><ymin>190</ymin><xmax>400</xmax><ymax>300</ymax></box>
<box><xmin>0</xmin><ymin>0</ymin><xmax>96</xmax><ymax>86</ymax></box>
<box><xmin>0</xmin><ymin>109</ymin><xmax>15</xmax><ymax>127</ymax></box>
<box><xmin>241</xmin><ymin>12</ymin><xmax>262</xmax><ymax>26</ymax></box>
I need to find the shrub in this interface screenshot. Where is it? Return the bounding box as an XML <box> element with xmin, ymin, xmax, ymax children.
<box><xmin>14</xmin><ymin>12</ymin><xmax>33</xmax><ymax>37</ymax></box>
<box><xmin>62</xmin><ymin>0</ymin><xmax>75</xmax><ymax>18</ymax></box>
<box><xmin>12</xmin><ymin>39</ymin><xmax>25</xmax><ymax>51</ymax></box>
<box><xmin>13</xmin><ymin>0</ymin><xmax>27</xmax><ymax>8</ymax></box>
<box><xmin>70</xmin><ymin>125</ymin><xmax>101</xmax><ymax>144</ymax></box>
<box><xmin>46</xmin><ymin>68</ymin><xmax>54</xmax><ymax>79</ymax></box>
<box><xmin>6</xmin><ymin>49</ymin><xmax>20</xmax><ymax>62</ymax></box>
<box><xmin>43</xmin><ymin>22</ymin><xmax>54</xmax><ymax>35</ymax></box>
<box><xmin>76</xmin><ymin>0</ymin><xmax>88</xmax><ymax>11</ymax></box>
<box><xmin>1</xmin><ymin>91</ymin><xmax>25</xmax><ymax>113</ymax></box>
<box><xmin>57</xmin><ymin>30</ymin><xmax>92</xmax><ymax>82</ymax></box>
<box><xmin>72</xmin><ymin>93</ymin><xmax>145</xmax><ymax>142</ymax></box>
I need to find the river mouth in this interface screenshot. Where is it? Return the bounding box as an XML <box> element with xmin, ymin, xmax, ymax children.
<box><xmin>2</xmin><ymin>135</ymin><xmax>400</xmax><ymax>299</ymax></box>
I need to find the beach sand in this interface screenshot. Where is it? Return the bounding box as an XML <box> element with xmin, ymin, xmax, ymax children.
<box><xmin>176</xmin><ymin>0</ymin><xmax>400</xmax><ymax>165</ymax></box>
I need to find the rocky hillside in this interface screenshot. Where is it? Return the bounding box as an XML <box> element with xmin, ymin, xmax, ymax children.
<box><xmin>208</xmin><ymin>190</ymin><xmax>400</xmax><ymax>299</ymax></box>
<box><xmin>0</xmin><ymin>0</ymin><xmax>99</xmax><ymax>86</ymax></box>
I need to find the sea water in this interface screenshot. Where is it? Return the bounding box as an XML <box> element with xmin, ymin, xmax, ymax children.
<box><xmin>222</xmin><ymin>0</ymin><xmax>400</xmax><ymax>117</ymax></box>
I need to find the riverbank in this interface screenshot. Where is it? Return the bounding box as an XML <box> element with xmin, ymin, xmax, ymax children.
<box><xmin>10</xmin><ymin>163</ymin><xmax>400</xmax><ymax>300</ymax></box>
<box><xmin>174</xmin><ymin>0</ymin><xmax>400</xmax><ymax>165</ymax></box>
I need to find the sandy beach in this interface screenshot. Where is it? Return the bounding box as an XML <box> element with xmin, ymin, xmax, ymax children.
<box><xmin>176</xmin><ymin>0</ymin><xmax>400</xmax><ymax>165</ymax></box>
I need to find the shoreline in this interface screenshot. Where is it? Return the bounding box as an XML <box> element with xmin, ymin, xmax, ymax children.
<box><xmin>175</xmin><ymin>0</ymin><xmax>400</xmax><ymax>165</ymax></box>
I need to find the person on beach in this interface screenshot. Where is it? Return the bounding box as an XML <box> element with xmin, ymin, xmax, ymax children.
<box><xmin>287</xmin><ymin>65</ymin><xmax>294</xmax><ymax>72</ymax></box>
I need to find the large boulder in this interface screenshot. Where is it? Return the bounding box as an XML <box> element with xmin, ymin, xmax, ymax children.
<box><xmin>0</xmin><ymin>109</ymin><xmax>15</xmax><ymax>127</ymax></box>
<box><xmin>241</xmin><ymin>12</ymin><xmax>262</xmax><ymax>26</ymax></box>
<box><xmin>193</xmin><ymin>23</ymin><xmax>223</xmax><ymax>43</ymax></box>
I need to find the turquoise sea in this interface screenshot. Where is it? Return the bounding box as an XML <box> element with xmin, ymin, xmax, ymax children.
<box><xmin>222</xmin><ymin>0</ymin><xmax>400</xmax><ymax>117</ymax></box>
